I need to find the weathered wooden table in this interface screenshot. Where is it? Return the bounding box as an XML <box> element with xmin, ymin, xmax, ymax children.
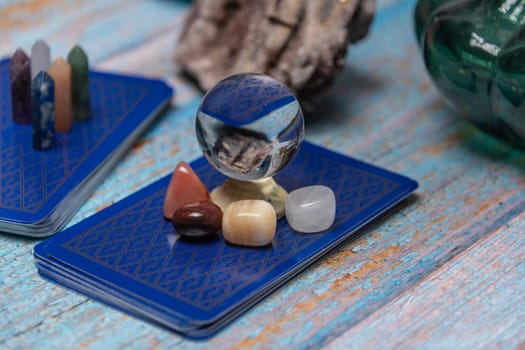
<box><xmin>1</xmin><ymin>0</ymin><xmax>524</xmax><ymax>348</ymax></box>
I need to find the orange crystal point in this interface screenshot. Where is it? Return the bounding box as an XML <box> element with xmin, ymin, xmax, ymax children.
<box><xmin>48</xmin><ymin>57</ymin><xmax>73</xmax><ymax>132</ymax></box>
<box><xmin>162</xmin><ymin>161</ymin><xmax>210</xmax><ymax>219</ymax></box>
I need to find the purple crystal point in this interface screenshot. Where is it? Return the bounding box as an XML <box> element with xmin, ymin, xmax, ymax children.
<box><xmin>9</xmin><ymin>48</ymin><xmax>32</xmax><ymax>124</ymax></box>
<box><xmin>32</xmin><ymin>71</ymin><xmax>56</xmax><ymax>151</ymax></box>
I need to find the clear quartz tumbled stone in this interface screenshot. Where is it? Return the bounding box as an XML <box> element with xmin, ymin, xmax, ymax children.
<box><xmin>195</xmin><ymin>73</ymin><xmax>304</xmax><ymax>181</ymax></box>
<box><xmin>285</xmin><ymin>185</ymin><xmax>336</xmax><ymax>233</ymax></box>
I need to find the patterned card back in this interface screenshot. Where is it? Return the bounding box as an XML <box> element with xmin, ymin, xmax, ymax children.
<box><xmin>0</xmin><ymin>58</ymin><xmax>172</xmax><ymax>234</ymax></box>
<box><xmin>35</xmin><ymin>142</ymin><xmax>417</xmax><ymax>327</ymax></box>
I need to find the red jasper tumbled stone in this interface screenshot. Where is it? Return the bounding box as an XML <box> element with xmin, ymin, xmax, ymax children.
<box><xmin>172</xmin><ymin>201</ymin><xmax>223</xmax><ymax>238</ymax></box>
<box><xmin>162</xmin><ymin>161</ymin><xmax>210</xmax><ymax>220</ymax></box>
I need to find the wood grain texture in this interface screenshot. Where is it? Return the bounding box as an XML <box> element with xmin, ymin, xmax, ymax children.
<box><xmin>1</xmin><ymin>0</ymin><xmax>524</xmax><ymax>348</ymax></box>
<box><xmin>326</xmin><ymin>211</ymin><xmax>525</xmax><ymax>350</ymax></box>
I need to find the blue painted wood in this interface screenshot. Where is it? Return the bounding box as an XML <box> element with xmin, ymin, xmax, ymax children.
<box><xmin>326</xmin><ymin>211</ymin><xmax>525</xmax><ymax>349</ymax></box>
<box><xmin>1</xmin><ymin>0</ymin><xmax>524</xmax><ymax>348</ymax></box>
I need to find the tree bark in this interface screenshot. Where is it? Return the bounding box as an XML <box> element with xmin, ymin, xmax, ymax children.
<box><xmin>175</xmin><ymin>0</ymin><xmax>376</xmax><ymax>110</ymax></box>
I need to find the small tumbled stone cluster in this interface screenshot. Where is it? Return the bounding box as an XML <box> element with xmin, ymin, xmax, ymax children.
<box><xmin>163</xmin><ymin>161</ymin><xmax>336</xmax><ymax>247</ymax></box>
<box><xmin>9</xmin><ymin>39</ymin><xmax>91</xmax><ymax>151</ymax></box>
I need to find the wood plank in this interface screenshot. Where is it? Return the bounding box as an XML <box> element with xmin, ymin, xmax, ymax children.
<box><xmin>326</xmin><ymin>211</ymin><xmax>525</xmax><ymax>349</ymax></box>
<box><xmin>1</xmin><ymin>0</ymin><xmax>525</xmax><ymax>348</ymax></box>
<box><xmin>0</xmin><ymin>0</ymin><xmax>188</xmax><ymax>65</ymax></box>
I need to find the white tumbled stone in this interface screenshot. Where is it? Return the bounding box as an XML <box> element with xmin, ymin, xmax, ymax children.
<box><xmin>285</xmin><ymin>185</ymin><xmax>336</xmax><ymax>233</ymax></box>
<box><xmin>222</xmin><ymin>200</ymin><xmax>276</xmax><ymax>247</ymax></box>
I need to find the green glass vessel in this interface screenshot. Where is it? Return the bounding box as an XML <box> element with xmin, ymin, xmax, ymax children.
<box><xmin>415</xmin><ymin>0</ymin><xmax>525</xmax><ymax>148</ymax></box>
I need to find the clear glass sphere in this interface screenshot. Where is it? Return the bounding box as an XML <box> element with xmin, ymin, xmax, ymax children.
<box><xmin>196</xmin><ymin>73</ymin><xmax>304</xmax><ymax>181</ymax></box>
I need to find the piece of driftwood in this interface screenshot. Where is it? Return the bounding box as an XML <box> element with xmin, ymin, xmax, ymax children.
<box><xmin>175</xmin><ymin>0</ymin><xmax>375</xmax><ymax>110</ymax></box>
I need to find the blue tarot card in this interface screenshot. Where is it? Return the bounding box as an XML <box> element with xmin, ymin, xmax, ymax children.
<box><xmin>0</xmin><ymin>58</ymin><xmax>173</xmax><ymax>236</ymax></box>
<box><xmin>34</xmin><ymin>141</ymin><xmax>418</xmax><ymax>338</ymax></box>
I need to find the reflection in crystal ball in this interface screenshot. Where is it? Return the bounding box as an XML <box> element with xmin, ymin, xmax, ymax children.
<box><xmin>196</xmin><ymin>73</ymin><xmax>304</xmax><ymax>181</ymax></box>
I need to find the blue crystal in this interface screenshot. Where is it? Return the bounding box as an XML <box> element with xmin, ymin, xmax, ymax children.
<box><xmin>32</xmin><ymin>71</ymin><xmax>56</xmax><ymax>150</ymax></box>
<box><xmin>196</xmin><ymin>73</ymin><xmax>304</xmax><ymax>181</ymax></box>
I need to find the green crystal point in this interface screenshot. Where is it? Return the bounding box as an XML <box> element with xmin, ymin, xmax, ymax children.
<box><xmin>67</xmin><ymin>45</ymin><xmax>91</xmax><ymax>121</ymax></box>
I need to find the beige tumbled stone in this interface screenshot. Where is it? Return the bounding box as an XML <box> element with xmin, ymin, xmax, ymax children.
<box><xmin>222</xmin><ymin>200</ymin><xmax>276</xmax><ymax>247</ymax></box>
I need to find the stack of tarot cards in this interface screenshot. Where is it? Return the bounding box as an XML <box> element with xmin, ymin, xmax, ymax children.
<box><xmin>34</xmin><ymin>142</ymin><xmax>417</xmax><ymax>339</ymax></box>
<box><xmin>0</xmin><ymin>58</ymin><xmax>173</xmax><ymax>236</ymax></box>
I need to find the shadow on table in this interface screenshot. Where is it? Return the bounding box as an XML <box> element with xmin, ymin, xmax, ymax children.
<box><xmin>455</xmin><ymin>118</ymin><xmax>525</xmax><ymax>170</ymax></box>
<box><xmin>305</xmin><ymin>66</ymin><xmax>387</xmax><ymax>127</ymax></box>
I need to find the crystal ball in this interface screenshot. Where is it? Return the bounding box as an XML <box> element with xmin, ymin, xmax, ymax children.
<box><xmin>195</xmin><ymin>73</ymin><xmax>305</xmax><ymax>181</ymax></box>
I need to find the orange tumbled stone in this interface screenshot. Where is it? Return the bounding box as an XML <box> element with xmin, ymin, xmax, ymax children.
<box><xmin>162</xmin><ymin>161</ymin><xmax>210</xmax><ymax>219</ymax></box>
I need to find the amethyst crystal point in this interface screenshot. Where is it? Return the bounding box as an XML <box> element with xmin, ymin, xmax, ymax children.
<box><xmin>9</xmin><ymin>48</ymin><xmax>32</xmax><ymax>124</ymax></box>
<box><xmin>30</xmin><ymin>39</ymin><xmax>51</xmax><ymax>79</ymax></box>
<box><xmin>32</xmin><ymin>71</ymin><xmax>56</xmax><ymax>151</ymax></box>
